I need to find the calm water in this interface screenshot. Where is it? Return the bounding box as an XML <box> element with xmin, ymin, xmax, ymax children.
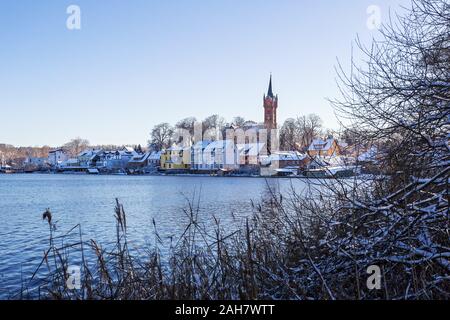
<box><xmin>0</xmin><ymin>174</ymin><xmax>309</xmax><ymax>298</ymax></box>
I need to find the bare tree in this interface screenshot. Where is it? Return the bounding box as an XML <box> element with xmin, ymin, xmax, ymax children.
<box><xmin>148</xmin><ymin>123</ymin><xmax>174</xmax><ymax>151</ymax></box>
<box><xmin>298</xmin><ymin>114</ymin><xmax>323</xmax><ymax>148</ymax></box>
<box><xmin>323</xmin><ymin>0</ymin><xmax>450</xmax><ymax>298</ymax></box>
<box><xmin>279</xmin><ymin>118</ymin><xmax>298</xmax><ymax>151</ymax></box>
<box><xmin>202</xmin><ymin>114</ymin><xmax>226</xmax><ymax>140</ymax></box>
<box><xmin>175</xmin><ymin>117</ymin><xmax>197</xmax><ymax>136</ymax></box>
<box><xmin>63</xmin><ymin>138</ymin><xmax>90</xmax><ymax>157</ymax></box>
<box><xmin>279</xmin><ymin>114</ymin><xmax>324</xmax><ymax>151</ymax></box>
<box><xmin>232</xmin><ymin>116</ymin><xmax>246</xmax><ymax>127</ymax></box>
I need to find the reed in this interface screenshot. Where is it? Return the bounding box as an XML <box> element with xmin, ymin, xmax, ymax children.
<box><xmin>20</xmin><ymin>175</ymin><xmax>449</xmax><ymax>300</ymax></box>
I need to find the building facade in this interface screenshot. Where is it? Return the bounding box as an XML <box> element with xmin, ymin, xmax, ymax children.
<box><xmin>161</xmin><ymin>146</ymin><xmax>191</xmax><ymax>171</ymax></box>
<box><xmin>48</xmin><ymin>149</ymin><xmax>69</xmax><ymax>166</ymax></box>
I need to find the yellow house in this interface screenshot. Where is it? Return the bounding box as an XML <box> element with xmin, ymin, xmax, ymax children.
<box><xmin>160</xmin><ymin>146</ymin><xmax>191</xmax><ymax>170</ymax></box>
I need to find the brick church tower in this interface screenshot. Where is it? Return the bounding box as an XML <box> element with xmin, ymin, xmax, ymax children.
<box><xmin>263</xmin><ymin>74</ymin><xmax>278</xmax><ymax>130</ymax></box>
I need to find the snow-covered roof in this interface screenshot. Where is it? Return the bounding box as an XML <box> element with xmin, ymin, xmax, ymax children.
<box><xmin>122</xmin><ymin>146</ymin><xmax>135</xmax><ymax>153</ymax></box>
<box><xmin>269</xmin><ymin>152</ymin><xmax>306</xmax><ymax>161</ymax></box>
<box><xmin>128</xmin><ymin>152</ymin><xmax>152</xmax><ymax>163</ymax></box>
<box><xmin>357</xmin><ymin>146</ymin><xmax>378</xmax><ymax>162</ymax></box>
<box><xmin>192</xmin><ymin>140</ymin><xmax>213</xmax><ymax>150</ymax></box>
<box><xmin>260</xmin><ymin>152</ymin><xmax>307</xmax><ymax>165</ymax></box>
<box><xmin>236</xmin><ymin>143</ymin><xmax>266</xmax><ymax>156</ymax></box>
<box><xmin>78</xmin><ymin>149</ymin><xmax>102</xmax><ymax>159</ymax></box>
<box><xmin>148</xmin><ymin>151</ymin><xmax>162</xmax><ymax>160</ymax></box>
<box><xmin>242</xmin><ymin>121</ymin><xmax>259</xmax><ymax>127</ymax></box>
<box><xmin>49</xmin><ymin>148</ymin><xmax>66</xmax><ymax>153</ymax></box>
<box><xmin>338</xmin><ymin>141</ymin><xmax>348</xmax><ymax>148</ymax></box>
<box><xmin>167</xmin><ymin>145</ymin><xmax>191</xmax><ymax>152</ymax></box>
<box><xmin>204</xmin><ymin>140</ymin><xmax>235</xmax><ymax>151</ymax></box>
<box><xmin>308</xmin><ymin>139</ymin><xmax>336</xmax><ymax>152</ymax></box>
<box><xmin>309</xmin><ymin>155</ymin><xmax>352</xmax><ymax>168</ymax></box>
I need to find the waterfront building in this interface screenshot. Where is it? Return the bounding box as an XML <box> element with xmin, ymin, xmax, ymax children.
<box><xmin>202</xmin><ymin>140</ymin><xmax>239</xmax><ymax>171</ymax></box>
<box><xmin>260</xmin><ymin>151</ymin><xmax>309</xmax><ymax>176</ymax></box>
<box><xmin>48</xmin><ymin>148</ymin><xmax>69</xmax><ymax>166</ymax></box>
<box><xmin>160</xmin><ymin>146</ymin><xmax>191</xmax><ymax>171</ymax></box>
<box><xmin>190</xmin><ymin>140</ymin><xmax>213</xmax><ymax>171</ymax></box>
<box><xmin>126</xmin><ymin>152</ymin><xmax>152</xmax><ymax>173</ymax></box>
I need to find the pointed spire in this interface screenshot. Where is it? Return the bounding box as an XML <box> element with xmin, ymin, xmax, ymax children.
<box><xmin>267</xmin><ymin>73</ymin><xmax>274</xmax><ymax>98</ymax></box>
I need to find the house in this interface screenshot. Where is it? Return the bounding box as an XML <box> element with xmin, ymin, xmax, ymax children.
<box><xmin>307</xmin><ymin>138</ymin><xmax>341</xmax><ymax>157</ymax></box>
<box><xmin>59</xmin><ymin>158</ymin><xmax>84</xmax><ymax>172</ymax></box>
<box><xmin>96</xmin><ymin>147</ymin><xmax>138</xmax><ymax>172</ymax></box>
<box><xmin>236</xmin><ymin>143</ymin><xmax>266</xmax><ymax>166</ymax></box>
<box><xmin>48</xmin><ymin>148</ymin><xmax>69</xmax><ymax>166</ymax></box>
<box><xmin>357</xmin><ymin>146</ymin><xmax>379</xmax><ymax>174</ymax></box>
<box><xmin>161</xmin><ymin>146</ymin><xmax>191</xmax><ymax>171</ymax></box>
<box><xmin>202</xmin><ymin>140</ymin><xmax>239</xmax><ymax>172</ymax></box>
<box><xmin>148</xmin><ymin>151</ymin><xmax>162</xmax><ymax>168</ymax></box>
<box><xmin>186</xmin><ymin>140</ymin><xmax>240</xmax><ymax>172</ymax></box>
<box><xmin>0</xmin><ymin>164</ymin><xmax>14</xmax><ymax>173</ymax></box>
<box><xmin>305</xmin><ymin>155</ymin><xmax>358</xmax><ymax>178</ymax></box>
<box><xmin>190</xmin><ymin>140</ymin><xmax>213</xmax><ymax>171</ymax></box>
<box><xmin>260</xmin><ymin>151</ymin><xmax>309</xmax><ymax>176</ymax></box>
<box><xmin>357</xmin><ymin>146</ymin><xmax>378</xmax><ymax>163</ymax></box>
<box><xmin>24</xmin><ymin>157</ymin><xmax>48</xmax><ymax>167</ymax></box>
<box><xmin>307</xmin><ymin>156</ymin><xmax>331</xmax><ymax>170</ymax></box>
<box><xmin>77</xmin><ymin>149</ymin><xmax>103</xmax><ymax>168</ymax></box>
<box><xmin>127</xmin><ymin>152</ymin><xmax>152</xmax><ymax>173</ymax></box>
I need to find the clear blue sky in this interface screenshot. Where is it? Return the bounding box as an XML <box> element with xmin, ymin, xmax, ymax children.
<box><xmin>0</xmin><ymin>0</ymin><xmax>410</xmax><ymax>147</ymax></box>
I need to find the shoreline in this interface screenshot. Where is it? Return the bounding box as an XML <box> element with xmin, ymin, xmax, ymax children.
<box><xmin>0</xmin><ymin>171</ymin><xmax>365</xmax><ymax>180</ymax></box>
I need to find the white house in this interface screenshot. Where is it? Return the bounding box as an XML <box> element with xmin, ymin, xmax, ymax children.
<box><xmin>77</xmin><ymin>149</ymin><xmax>103</xmax><ymax>168</ymax></box>
<box><xmin>102</xmin><ymin>147</ymin><xmax>138</xmax><ymax>171</ymax></box>
<box><xmin>191</xmin><ymin>140</ymin><xmax>239</xmax><ymax>171</ymax></box>
<box><xmin>48</xmin><ymin>149</ymin><xmax>69</xmax><ymax>166</ymax></box>
<box><xmin>191</xmin><ymin>140</ymin><xmax>213</xmax><ymax>171</ymax></box>
<box><xmin>24</xmin><ymin>157</ymin><xmax>48</xmax><ymax>167</ymax></box>
<box><xmin>260</xmin><ymin>151</ymin><xmax>308</xmax><ymax>176</ymax></box>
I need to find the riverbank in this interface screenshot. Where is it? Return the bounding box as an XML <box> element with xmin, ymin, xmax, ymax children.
<box><xmin>0</xmin><ymin>170</ymin><xmax>361</xmax><ymax>180</ymax></box>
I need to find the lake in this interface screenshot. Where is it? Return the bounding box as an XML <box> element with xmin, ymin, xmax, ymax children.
<box><xmin>0</xmin><ymin>173</ymin><xmax>314</xmax><ymax>298</ymax></box>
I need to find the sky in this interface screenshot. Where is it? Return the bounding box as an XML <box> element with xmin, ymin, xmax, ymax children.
<box><xmin>0</xmin><ymin>0</ymin><xmax>411</xmax><ymax>147</ymax></box>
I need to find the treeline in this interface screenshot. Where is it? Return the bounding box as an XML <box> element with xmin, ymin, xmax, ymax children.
<box><xmin>0</xmin><ymin>144</ymin><xmax>51</xmax><ymax>164</ymax></box>
<box><xmin>0</xmin><ymin>138</ymin><xmax>144</xmax><ymax>165</ymax></box>
<box><xmin>148</xmin><ymin>113</ymin><xmax>333</xmax><ymax>152</ymax></box>
<box><xmin>148</xmin><ymin>115</ymin><xmax>246</xmax><ymax>151</ymax></box>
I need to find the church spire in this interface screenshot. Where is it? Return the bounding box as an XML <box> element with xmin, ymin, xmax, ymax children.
<box><xmin>267</xmin><ymin>74</ymin><xmax>274</xmax><ymax>98</ymax></box>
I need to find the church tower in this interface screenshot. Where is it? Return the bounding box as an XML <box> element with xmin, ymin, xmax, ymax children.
<box><xmin>263</xmin><ymin>74</ymin><xmax>278</xmax><ymax>130</ymax></box>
